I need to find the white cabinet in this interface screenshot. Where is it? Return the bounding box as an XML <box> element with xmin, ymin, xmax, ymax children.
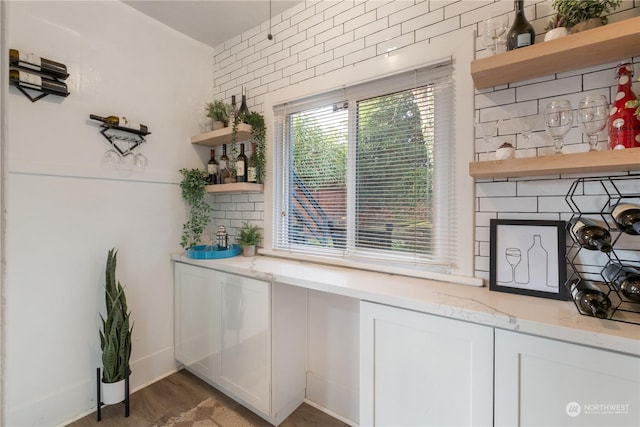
<box><xmin>495</xmin><ymin>329</ymin><xmax>640</xmax><ymax>427</ymax></box>
<box><xmin>174</xmin><ymin>262</ymin><xmax>307</xmax><ymax>425</ymax></box>
<box><xmin>360</xmin><ymin>301</ymin><xmax>494</xmax><ymax>427</ymax></box>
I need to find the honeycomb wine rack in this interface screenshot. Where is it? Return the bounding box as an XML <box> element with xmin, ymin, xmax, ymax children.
<box><xmin>565</xmin><ymin>174</ymin><xmax>640</xmax><ymax>325</ymax></box>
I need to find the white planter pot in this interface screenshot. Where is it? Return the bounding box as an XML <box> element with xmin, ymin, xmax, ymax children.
<box><xmin>101</xmin><ymin>379</ymin><xmax>125</xmax><ymax>405</ymax></box>
<box><xmin>544</xmin><ymin>27</ymin><xmax>568</xmax><ymax>42</ymax></box>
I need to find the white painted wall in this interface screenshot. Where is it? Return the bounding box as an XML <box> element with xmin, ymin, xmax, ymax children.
<box><xmin>3</xmin><ymin>2</ymin><xmax>213</xmax><ymax>425</ymax></box>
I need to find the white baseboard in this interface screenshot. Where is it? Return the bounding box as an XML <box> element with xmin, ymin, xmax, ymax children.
<box><xmin>303</xmin><ymin>398</ymin><xmax>358</xmax><ymax>427</ymax></box>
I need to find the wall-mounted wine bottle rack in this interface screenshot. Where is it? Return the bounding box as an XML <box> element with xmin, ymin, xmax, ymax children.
<box><xmin>89</xmin><ymin>115</ymin><xmax>151</xmax><ymax>156</ymax></box>
<box><xmin>565</xmin><ymin>174</ymin><xmax>640</xmax><ymax>325</ymax></box>
<box><xmin>8</xmin><ymin>49</ymin><xmax>70</xmax><ymax>102</ymax></box>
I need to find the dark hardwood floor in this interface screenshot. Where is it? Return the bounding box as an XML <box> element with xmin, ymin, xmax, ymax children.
<box><xmin>68</xmin><ymin>369</ymin><xmax>348</xmax><ymax>427</ymax></box>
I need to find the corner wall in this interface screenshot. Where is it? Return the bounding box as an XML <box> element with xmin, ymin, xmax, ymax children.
<box><xmin>3</xmin><ymin>2</ymin><xmax>213</xmax><ymax>425</ymax></box>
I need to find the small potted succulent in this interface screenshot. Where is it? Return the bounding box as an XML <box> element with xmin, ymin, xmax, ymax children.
<box><xmin>544</xmin><ymin>14</ymin><xmax>568</xmax><ymax>41</ymax></box>
<box><xmin>237</xmin><ymin>222</ymin><xmax>262</xmax><ymax>256</ymax></box>
<box><xmin>496</xmin><ymin>142</ymin><xmax>516</xmax><ymax>160</ymax></box>
<box><xmin>552</xmin><ymin>0</ymin><xmax>622</xmax><ymax>33</ymax></box>
<box><xmin>205</xmin><ymin>100</ymin><xmax>230</xmax><ymax>130</ymax></box>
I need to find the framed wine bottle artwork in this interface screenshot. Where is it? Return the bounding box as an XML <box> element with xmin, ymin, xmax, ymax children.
<box><xmin>490</xmin><ymin>219</ymin><xmax>568</xmax><ymax>300</ymax></box>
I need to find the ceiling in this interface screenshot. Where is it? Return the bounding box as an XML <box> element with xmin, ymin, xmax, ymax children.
<box><xmin>124</xmin><ymin>0</ymin><xmax>302</xmax><ymax>48</ymax></box>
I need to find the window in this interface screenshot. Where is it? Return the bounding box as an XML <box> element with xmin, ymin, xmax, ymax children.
<box><xmin>273</xmin><ymin>63</ymin><xmax>455</xmax><ymax>274</ymax></box>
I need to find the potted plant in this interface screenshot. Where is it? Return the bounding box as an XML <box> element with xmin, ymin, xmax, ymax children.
<box><xmin>205</xmin><ymin>99</ymin><xmax>229</xmax><ymax>130</ymax></box>
<box><xmin>544</xmin><ymin>13</ymin><xmax>568</xmax><ymax>41</ymax></box>
<box><xmin>552</xmin><ymin>0</ymin><xmax>621</xmax><ymax>33</ymax></box>
<box><xmin>179</xmin><ymin>168</ymin><xmax>212</xmax><ymax>250</ymax></box>
<box><xmin>100</xmin><ymin>248</ymin><xmax>133</xmax><ymax>404</ymax></box>
<box><xmin>237</xmin><ymin>221</ymin><xmax>262</xmax><ymax>256</ymax></box>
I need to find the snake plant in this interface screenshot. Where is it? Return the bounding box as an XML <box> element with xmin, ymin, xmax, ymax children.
<box><xmin>99</xmin><ymin>248</ymin><xmax>133</xmax><ymax>383</ymax></box>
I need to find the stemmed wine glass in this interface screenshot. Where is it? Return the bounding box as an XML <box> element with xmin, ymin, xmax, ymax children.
<box><xmin>133</xmin><ymin>142</ymin><xmax>148</xmax><ymax>171</ymax></box>
<box><xmin>505</xmin><ymin>248</ymin><xmax>522</xmax><ymax>284</ymax></box>
<box><xmin>544</xmin><ymin>100</ymin><xmax>573</xmax><ymax>154</ymax></box>
<box><xmin>482</xmin><ymin>15</ymin><xmax>509</xmax><ymax>54</ymax></box>
<box><xmin>474</xmin><ymin>118</ymin><xmax>503</xmax><ymax>157</ymax></box>
<box><xmin>100</xmin><ymin>142</ymin><xmax>122</xmax><ymax>169</ymax></box>
<box><xmin>577</xmin><ymin>95</ymin><xmax>609</xmax><ymax>151</ymax></box>
<box><xmin>511</xmin><ymin>113</ymin><xmax>540</xmax><ymax>156</ymax></box>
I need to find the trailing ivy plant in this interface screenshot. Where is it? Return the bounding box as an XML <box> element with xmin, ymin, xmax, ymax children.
<box><xmin>179</xmin><ymin>168</ymin><xmax>212</xmax><ymax>249</ymax></box>
<box><xmin>244</xmin><ymin>111</ymin><xmax>266</xmax><ymax>184</ymax></box>
<box><xmin>552</xmin><ymin>0</ymin><xmax>621</xmax><ymax>27</ymax></box>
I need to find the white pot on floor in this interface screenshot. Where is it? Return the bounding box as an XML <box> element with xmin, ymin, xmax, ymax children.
<box><xmin>102</xmin><ymin>379</ymin><xmax>125</xmax><ymax>405</ymax></box>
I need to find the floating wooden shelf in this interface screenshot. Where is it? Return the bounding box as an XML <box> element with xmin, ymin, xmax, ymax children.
<box><xmin>205</xmin><ymin>182</ymin><xmax>263</xmax><ymax>193</ymax></box>
<box><xmin>471</xmin><ymin>17</ymin><xmax>640</xmax><ymax>89</ymax></box>
<box><xmin>191</xmin><ymin>123</ymin><xmax>252</xmax><ymax>147</ymax></box>
<box><xmin>469</xmin><ymin>147</ymin><xmax>640</xmax><ymax>179</ymax></box>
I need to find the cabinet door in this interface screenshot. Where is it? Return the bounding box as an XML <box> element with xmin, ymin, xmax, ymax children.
<box><xmin>174</xmin><ymin>262</ymin><xmax>220</xmax><ymax>382</ymax></box>
<box><xmin>360</xmin><ymin>301</ymin><xmax>494</xmax><ymax>426</ymax></box>
<box><xmin>495</xmin><ymin>329</ymin><xmax>640</xmax><ymax>427</ymax></box>
<box><xmin>218</xmin><ymin>272</ymin><xmax>271</xmax><ymax>414</ymax></box>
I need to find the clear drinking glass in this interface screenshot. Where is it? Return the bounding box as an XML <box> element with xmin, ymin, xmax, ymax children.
<box><xmin>482</xmin><ymin>16</ymin><xmax>509</xmax><ymax>54</ymax></box>
<box><xmin>474</xmin><ymin>118</ymin><xmax>503</xmax><ymax>156</ymax></box>
<box><xmin>133</xmin><ymin>143</ymin><xmax>148</xmax><ymax>171</ymax></box>
<box><xmin>100</xmin><ymin>143</ymin><xmax>122</xmax><ymax>169</ymax></box>
<box><xmin>544</xmin><ymin>100</ymin><xmax>573</xmax><ymax>154</ymax></box>
<box><xmin>577</xmin><ymin>95</ymin><xmax>609</xmax><ymax>151</ymax></box>
<box><xmin>511</xmin><ymin>113</ymin><xmax>540</xmax><ymax>156</ymax></box>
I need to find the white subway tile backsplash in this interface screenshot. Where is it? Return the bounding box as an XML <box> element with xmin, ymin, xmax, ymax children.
<box><xmin>364</xmin><ymin>24</ymin><xmax>401</xmax><ymax>47</ymax></box>
<box><xmin>335</xmin><ymin>3</ymin><xmax>367</xmax><ymax>26</ymax></box>
<box><xmin>376</xmin><ymin>32</ymin><xmax>414</xmax><ymax>55</ymax></box>
<box><xmin>389</xmin><ymin>2</ymin><xmax>430</xmax><ymax>26</ymax></box>
<box><xmin>479</xmin><ymin>196</ymin><xmax>538</xmax><ymax>212</ymax></box>
<box><xmin>317</xmin><ymin>57</ymin><xmax>345</xmax><ymax>75</ymax></box>
<box><xmin>402</xmin><ymin>9</ymin><xmax>444</xmax><ymax>34</ymax></box>
<box><xmin>315</xmin><ymin>24</ymin><xmax>346</xmax><ymax>45</ymax></box>
<box><xmin>415</xmin><ymin>16</ymin><xmax>460</xmax><ymax>42</ymax></box>
<box><xmin>476</xmin><ymin>181</ymin><xmax>517</xmax><ymax>198</ymax></box>
<box><xmin>325</xmin><ymin>31</ymin><xmax>356</xmax><ymax>51</ymax></box>
<box><xmin>517</xmin><ymin>76</ymin><xmax>582</xmax><ymax>102</ymax></box>
<box><xmin>344</xmin><ymin>9</ymin><xmax>377</xmax><ymax>32</ymax></box>
<box><xmin>344</xmin><ymin>45</ymin><xmax>377</xmax><ymax>66</ymax></box>
<box><xmin>517</xmin><ymin>179</ymin><xmax>575</xmax><ymax>197</ymax></box>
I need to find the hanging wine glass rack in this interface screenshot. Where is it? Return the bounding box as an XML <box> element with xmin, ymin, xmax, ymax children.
<box><xmin>90</xmin><ymin>115</ymin><xmax>151</xmax><ymax>156</ymax></box>
<box><xmin>565</xmin><ymin>174</ymin><xmax>640</xmax><ymax>325</ymax></box>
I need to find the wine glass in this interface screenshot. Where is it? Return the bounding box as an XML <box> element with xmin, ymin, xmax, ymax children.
<box><xmin>100</xmin><ymin>143</ymin><xmax>122</xmax><ymax>169</ymax></box>
<box><xmin>505</xmin><ymin>248</ymin><xmax>522</xmax><ymax>283</ymax></box>
<box><xmin>474</xmin><ymin>118</ymin><xmax>503</xmax><ymax>156</ymax></box>
<box><xmin>482</xmin><ymin>15</ymin><xmax>509</xmax><ymax>54</ymax></box>
<box><xmin>133</xmin><ymin>142</ymin><xmax>148</xmax><ymax>171</ymax></box>
<box><xmin>511</xmin><ymin>113</ymin><xmax>540</xmax><ymax>156</ymax></box>
<box><xmin>544</xmin><ymin>100</ymin><xmax>573</xmax><ymax>154</ymax></box>
<box><xmin>577</xmin><ymin>95</ymin><xmax>608</xmax><ymax>151</ymax></box>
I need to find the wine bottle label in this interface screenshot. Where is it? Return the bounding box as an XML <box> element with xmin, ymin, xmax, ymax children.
<box><xmin>208</xmin><ymin>164</ymin><xmax>218</xmax><ymax>175</ymax></box>
<box><xmin>516</xmin><ymin>33</ymin><xmax>531</xmax><ymax>47</ymax></box>
<box><xmin>236</xmin><ymin>160</ymin><xmax>245</xmax><ymax>176</ymax></box>
<box><xmin>247</xmin><ymin>166</ymin><xmax>257</xmax><ymax>182</ymax></box>
<box><xmin>219</xmin><ymin>160</ymin><xmax>227</xmax><ymax>169</ymax></box>
<box><xmin>18</xmin><ymin>51</ymin><xmax>42</xmax><ymax>71</ymax></box>
<box><xmin>17</xmin><ymin>70</ymin><xmax>42</xmax><ymax>89</ymax></box>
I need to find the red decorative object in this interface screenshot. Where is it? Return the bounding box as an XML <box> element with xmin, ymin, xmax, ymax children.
<box><xmin>608</xmin><ymin>63</ymin><xmax>640</xmax><ymax>150</ymax></box>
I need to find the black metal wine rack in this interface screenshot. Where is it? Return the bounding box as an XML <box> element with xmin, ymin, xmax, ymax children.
<box><xmin>565</xmin><ymin>174</ymin><xmax>640</xmax><ymax>325</ymax></box>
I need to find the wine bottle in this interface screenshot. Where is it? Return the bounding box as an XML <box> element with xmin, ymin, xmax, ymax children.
<box><xmin>247</xmin><ymin>142</ymin><xmax>257</xmax><ymax>183</ymax></box>
<box><xmin>9</xmin><ymin>48</ymin><xmax>68</xmax><ymax>79</ymax></box>
<box><xmin>236</xmin><ymin>143</ymin><xmax>248</xmax><ymax>182</ymax></box>
<box><xmin>603</xmin><ymin>262</ymin><xmax>640</xmax><ymax>303</ymax></box>
<box><xmin>9</xmin><ymin>69</ymin><xmax>68</xmax><ymax>96</ymax></box>
<box><xmin>89</xmin><ymin>114</ymin><xmax>119</xmax><ymax>126</ymax></box>
<box><xmin>612</xmin><ymin>202</ymin><xmax>640</xmax><ymax>235</ymax></box>
<box><xmin>506</xmin><ymin>0</ymin><xmax>535</xmax><ymax>51</ymax></box>
<box><xmin>238</xmin><ymin>88</ymin><xmax>250</xmax><ymax>120</ymax></box>
<box><xmin>207</xmin><ymin>149</ymin><xmax>219</xmax><ymax>185</ymax></box>
<box><xmin>569</xmin><ymin>217</ymin><xmax>612</xmax><ymax>253</ymax></box>
<box><xmin>568</xmin><ymin>279</ymin><xmax>611</xmax><ymax>319</ymax></box>
<box><xmin>219</xmin><ymin>144</ymin><xmax>230</xmax><ymax>183</ymax></box>
<box><xmin>608</xmin><ymin>63</ymin><xmax>640</xmax><ymax>149</ymax></box>
<box><xmin>89</xmin><ymin>114</ymin><xmax>148</xmax><ymax>133</ymax></box>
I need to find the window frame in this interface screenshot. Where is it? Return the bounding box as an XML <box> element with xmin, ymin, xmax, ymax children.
<box><xmin>262</xmin><ymin>28</ymin><xmax>480</xmax><ymax>286</ymax></box>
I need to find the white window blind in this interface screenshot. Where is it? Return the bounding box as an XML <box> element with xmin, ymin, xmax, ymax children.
<box><xmin>273</xmin><ymin>62</ymin><xmax>455</xmax><ymax>273</ymax></box>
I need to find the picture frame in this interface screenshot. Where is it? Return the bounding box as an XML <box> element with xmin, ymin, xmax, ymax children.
<box><xmin>490</xmin><ymin>219</ymin><xmax>568</xmax><ymax>300</ymax></box>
